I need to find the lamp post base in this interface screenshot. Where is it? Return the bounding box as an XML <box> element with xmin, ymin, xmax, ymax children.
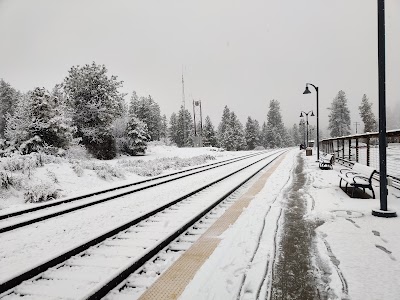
<box><xmin>372</xmin><ymin>208</ymin><xmax>397</xmax><ymax>218</ymax></box>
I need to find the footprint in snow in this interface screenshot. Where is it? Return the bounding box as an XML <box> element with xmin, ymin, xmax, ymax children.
<box><xmin>375</xmin><ymin>244</ymin><xmax>396</xmax><ymax>261</ymax></box>
<box><xmin>372</xmin><ymin>230</ymin><xmax>388</xmax><ymax>243</ymax></box>
<box><xmin>345</xmin><ymin>218</ymin><xmax>360</xmax><ymax>228</ymax></box>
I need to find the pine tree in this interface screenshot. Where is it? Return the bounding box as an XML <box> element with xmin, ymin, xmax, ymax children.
<box><xmin>169</xmin><ymin>113</ymin><xmax>179</xmax><ymax>145</ymax></box>
<box><xmin>29</xmin><ymin>87</ymin><xmax>74</xmax><ymax>150</ymax></box>
<box><xmin>217</xmin><ymin>106</ymin><xmax>231</xmax><ymax>147</ymax></box>
<box><xmin>265</xmin><ymin>100</ymin><xmax>286</xmax><ymax>148</ymax></box>
<box><xmin>218</xmin><ymin>109</ymin><xmax>246</xmax><ymax>151</ymax></box>
<box><xmin>359</xmin><ymin>94</ymin><xmax>377</xmax><ymax>133</ymax></box>
<box><xmin>291</xmin><ymin>123</ymin><xmax>301</xmax><ymax>145</ymax></box>
<box><xmin>64</xmin><ymin>62</ymin><xmax>124</xmax><ymax>159</ymax></box>
<box><xmin>5</xmin><ymin>87</ymin><xmax>74</xmax><ymax>154</ymax></box>
<box><xmin>230</xmin><ymin>112</ymin><xmax>247</xmax><ymax>150</ymax></box>
<box><xmin>160</xmin><ymin>114</ymin><xmax>168</xmax><ymax>141</ymax></box>
<box><xmin>123</xmin><ymin>111</ymin><xmax>150</xmax><ymax>155</ymax></box>
<box><xmin>5</xmin><ymin>93</ymin><xmax>31</xmax><ymax>150</ymax></box>
<box><xmin>328</xmin><ymin>90</ymin><xmax>351</xmax><ymax>137</ymax></box>
<box><xmin>0</xmin><ymin>79</ymin><xmax>20</xmax><ymax>138</ymax></box>
<box><xmin>129</xmin><ymin>92</ymin><xmax>162</xmax><ymax>141</ymax></box>
<box><xmin>245</xmin><ymin>117</ymin><xmax>260</xmax><ymax>150</ymax></box>
<box><xmin>260</xmin><ymin>122</ymin><xmax>268</xmax><ymax>148</ymax></box>
<box><xmin>176</xmin><ymin>106</ymin><xmax>193</xmax><ymax>147</ymax></box>
<box><xmin>202</xmin><ymin>116</ymin><xmax>217</xmax><ymax>147</ymax></box>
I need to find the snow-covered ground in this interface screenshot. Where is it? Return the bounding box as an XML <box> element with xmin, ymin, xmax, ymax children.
<box><xmin>2</xmin><ymin>146</ymin><xmax>400</xmax><ymax>299</ymax></box>
<box><xmin>180</xmin><ymin>149</ymin><xmax>400</xmax><ymax>300</ymax></box>
<box><xmin>0</xmin><ymin>143</ymin><xmax>241</xmax><ymax>211</ymax></box>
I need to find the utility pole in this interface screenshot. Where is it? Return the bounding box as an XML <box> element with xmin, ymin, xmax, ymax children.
<box><xmin>192</xmin><ymin>100</ymin><xmax>203</xmax><ymax>147</ymax></box>
<box><xmin>181</xmin><ymin>66</ymin><xmax>186</xmax><ymax>110</ymax></box>
<box><xmin>182</xmin><ymin>66</ymin><xmax>186</xmax><ymax>143</ymax></box>
<box><xmin>354</xmin><ymin>122</ymin><xmax>360</xmax><ymax>134</ymax></box>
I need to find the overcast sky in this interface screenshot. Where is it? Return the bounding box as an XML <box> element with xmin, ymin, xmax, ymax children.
<box><xmin>0</xmin><ymin>0</ymin><xmax>399</xmax><ymax>135</ymax></box>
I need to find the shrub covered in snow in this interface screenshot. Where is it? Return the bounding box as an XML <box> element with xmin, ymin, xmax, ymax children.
<box><xmin>95</xmin><ymin>169</ymin><xmax>113</xmax><ymax>181</ymax></box>
<box><xmin>254</xmin><ymin>146</ymin><xmax>265</xmax><ymax>150</ymax></box>
<box><xmin>72</xmin><ymin>160</ymin><xmax>125</xmax><ymax>180</ymax></box>
<box><xmin>46</xmin><ymin>169</ymin><xmax>59</xmax><ymax>183</ymax></box>
<box><xmin>118</xmin><ymin>154</ymin><xmax>215</xmax><ymax>177</ymax></box>
<box><xmin>71</xmin><ymin>162</ymin><xmax>84</xmax><ymax>177</ymax></box>
<box><xmin>24</xmin><ymin>181</ymin><xmax>61</xmax><ymax>203</ymax></box>
<box><xmin>0</xmin><ymin>153</ymin><xmax>62</xmax><ymax>173</ymax></box>
<box><xmin>66</xmin><ymin>143</ymin><xmax>90</xmax><ymax>160</ymax></box>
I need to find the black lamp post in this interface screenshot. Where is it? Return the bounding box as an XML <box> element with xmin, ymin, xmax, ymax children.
<box><xmin>300</xmin><ymin>111</ymin><xmax>314</xmax><ymax>148</ymax></box>
<box><xmin>303</xmin><ymin>83</ymin><xmax>319</xmax><ymax>160</ymax></box>
<box><xmin>372</xmin><ymin>0</ymin><xmax>396</xmax><ymax>218</ymax></box>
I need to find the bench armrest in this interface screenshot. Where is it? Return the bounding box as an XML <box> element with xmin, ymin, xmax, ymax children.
<box><xmin>353</xmin><ymin>175</ymin><xmax>369</xmax><ymax>183</ymax></box>
<box><xmin>340</xmin><ymin>168</ymin><xmax>351</xmax><ymax>174</ymax></box>
<box><xmin>345</xmin><ymin>171</ymin><xmax>358</xmax><ymax>177</ymax></box>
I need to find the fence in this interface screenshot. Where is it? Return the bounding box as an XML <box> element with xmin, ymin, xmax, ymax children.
<box><xmin>320</xmin><ymin>129</ymin><xmax>400</xmax><ymax>189</ymax></box>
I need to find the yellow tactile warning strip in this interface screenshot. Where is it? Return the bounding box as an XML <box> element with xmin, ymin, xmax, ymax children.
<box><xmin>139</xmin><ymin>153</ymin><xmax>287</xmax><ymax>300</ymax></box>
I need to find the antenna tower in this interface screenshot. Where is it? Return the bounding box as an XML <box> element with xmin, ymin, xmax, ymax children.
<box><xmin>181</xmin><ymin>67</ymin><xmax>186</xmax><ymax>110</ymax></box>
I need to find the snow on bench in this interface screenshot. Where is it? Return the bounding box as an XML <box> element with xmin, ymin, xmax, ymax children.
<box><xmin>338</xmin><ymin>163</ymin><xmax>377</xmax><ymax>198</ymax></box>
<box><xmin>319</xmin><ymin>154</ymin><xmax>334</xmax><ymax>170</ymax></box>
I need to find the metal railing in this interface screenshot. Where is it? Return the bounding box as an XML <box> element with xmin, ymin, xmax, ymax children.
<box><xmin>320</xmin><ymin>129</ymin><xmax>400</xmax><ymax>190</ymax></box>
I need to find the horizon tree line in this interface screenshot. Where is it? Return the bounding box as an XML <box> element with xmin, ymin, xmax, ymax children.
<box><xmin>0</xmin><ymin>62</ymin><xmax>386</xmax><ymax>159</ymax></box>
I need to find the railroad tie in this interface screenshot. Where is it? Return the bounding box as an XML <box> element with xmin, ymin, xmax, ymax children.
<box><xmin>139</xmin><ymin>153</ymin><xmax>287</xmax><ymax>300</ymax></box>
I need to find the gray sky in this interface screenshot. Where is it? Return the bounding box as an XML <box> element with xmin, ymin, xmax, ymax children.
<box><xmin>0</xmin><ymin>0</ymin><xmax>399</xmax><ymax>136</ymax></box>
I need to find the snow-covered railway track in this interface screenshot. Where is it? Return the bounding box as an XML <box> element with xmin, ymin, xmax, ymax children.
<box><xmin>0</xmin><ymin>150</ymin><xmax>286</xmax><ymax>299</ymax></box>
<box><xmin>0</xmin><ymin>151</ymin><xmax>270</xmax><ymax>234</ymax></box>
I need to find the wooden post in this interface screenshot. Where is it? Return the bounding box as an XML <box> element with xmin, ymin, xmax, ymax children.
<box><xmin>366</xmin><ymin>138</ymin><xmax>370</xmax><ymax>166</ymax></box>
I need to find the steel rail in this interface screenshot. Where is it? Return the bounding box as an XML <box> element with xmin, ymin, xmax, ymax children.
<box><xmin>0</xmin><ymin>151</ymin><xmax>274</xmax><ymax>234</ymax></box>
<box><xmin>0</xmin><ymin>150</ymin><xmax>286</xmax><ymax>296</ymax></box>
<box><xmin>0</xmin><ymin>151</ymin><xmax>265</xmax><ymax>221</ymax></box>
<box><xmin>85</xmin><ymin>151</ymin><xmax>286</xmax><ymax>300</ymax></box>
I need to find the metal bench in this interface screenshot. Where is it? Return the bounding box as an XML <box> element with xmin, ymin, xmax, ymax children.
<box><xmin>319</xmin><ymin>154</ymin><xmax>334</xmax><ymax>169</ymax></box>
<box><xmin>338</xmin><ymin>163</ymin><xmax>377</xmax><ymax>198</ymax></box>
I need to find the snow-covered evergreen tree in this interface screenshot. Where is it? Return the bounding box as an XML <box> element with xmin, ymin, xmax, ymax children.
<box><xmin>217</xmin><ymin>106</ymin><xmax>231</xmax><ymax>147</ymax></box>
<box><xmin>29</xmin><ymin>87</ymin><xmax>74</xmax><ymax>150</ymax></box>
<box><xmin>160</xmin><ymin>114</ymin><xmax>168</xmax><ymax>141</ymax></box>
<box><xmin>129</xmin><ymin>92</ymin><xmax>162</xmax><ymax>141</ymax></box>
<box><xmin>265</xmin><ymin>100</ymin><xmax>286</xmax><ymax>148</ymax></box>
<box><xmin>291</xmin><ymin>123</ymin><xmax>301</xmax><ymax>145</ymax></box>
<box><xmin>218</xmin><ymin>108</ymin><xmax>246</xmax><ymax>151</ymax></box>
<box><xmin>260</xmin><ymin>122</ymin><xmax>268</xmax><ymax>148</ymax></box>
<box><xmin>202</xmin><ymin>116</ymin><xmax>217</xmax><ymax>147</ymax></box>
<box><xmin>123</xmin><ymin>112</ymin><xmax>150</xmax><ymax>155</ymax></box>
<box><xmin>169</xmin><ymin>113</ymin><xmax>179</xmax><ymax>145</ymax></box>
<box><xmin>328</xmin><ymin>90</ymin><xmax>351</xmax><ymax>137</ymax></box>
<box><xmin>176</xmin><ymin>106</ymin><xmax>193</xmax><ymax>147</ymax></box>
<box><xmin>245</xmin><ymin>117</ymin><xmax>260</xmax><ymax>150</ymax></box>
<box><xmin>5</xmin><ymin>87</ymin><xmax>74</xmax><ymax>154</ymax></box>
<box><xmin>64</xmin><ymin>62</ymin><xmax>124</xmax><ymax>159</ymax></box>
<box><xmin>5</xmin><ymin>92</ymin><xmax>31</xmax><ymax>150</ymax></box>
<box><xmin>230</xmin><ymin>112</ymin><xmax>247</xmax><ymax>150</ymax></box>
<box><xmin>358</xmin><ymin>94</ymin><xmax>377</xmax><ymax>133</ymax></box>
<box><xmin>0</xmin><ymin>79</ymin><xmax>20</xmax><ymax>138</ymax></box>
